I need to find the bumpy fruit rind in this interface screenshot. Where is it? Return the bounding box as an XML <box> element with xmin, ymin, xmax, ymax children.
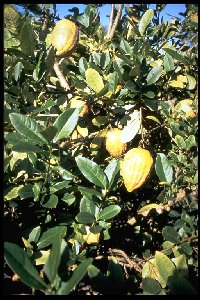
<box><xmin>120</xmin><ymin>148</ymin><xmax>153</xmax><ymax>192</ymax></box>
<box><xmin>69</xmin><ymin>98</ymin><xmax>89</xmax><ymax>117</ymax></box>
<box><xmin>51</xmin><ymin>19</ymin><xmax>78</xmax><ymax>57</ymax></box>
<box><xmin>105</xmin><ymin>128</ymin><xmax>127</xmax><ymax>158</ymax></box>
<box><xmin>175</xmin><ymin>99</ymin><xmax>196</xmax><ymax>119</ymax></box>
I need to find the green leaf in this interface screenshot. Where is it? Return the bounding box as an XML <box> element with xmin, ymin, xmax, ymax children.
<box><xmin>28</xmin><ymin>226</ymin><xmax>41</xmax><ymax>244</ymax></box>
<box><xmin>43</xmin><ymin>231</ymin><xmax>62</xmax><ymax>283</ymax></box>
<box><xmin>162</xmin><ymin>241</ymin><xmax>174</xmax><ymax>255</ymax></box>
<box><xmin>5</xmin><ymin>132</ymin><xmax>27</xmax><ymax>144</ymax></box>
<box><xmin>113</xmin><ymin>60</ymin><xmax>124</xmax><ymax>79</ymax></box>
<box><xmin>107</xmin><ymin>259</ymin><xmax>125</xmax><ymax>292</ymax></box>
<box><xmin>155</xmin><ymin>153</ymin><xmax>173</xmax><ymax>183</ymax></box>
<box><xmin>172</xmin><ymin>254</ymin><xmax>188</xmax><ymax>278</ymax></box>
<box><xmin>147</xmin><ymin>66</ymin><xmax>163</xmax><ymax>85</ymax></box>
<box><xmin>14</xmin><ymin>61</ymin><xmax>24</xmax><ymax>81</ymax></box>
<box><xmin>173</xmin><ymin>135</ymin><xmax>186</xmax><ymax>149</ymax></box>
<box><xmin>99</xmin><ymin>205</ymin><xmax>121</xmax><ymax>221</ymax></box>
<box><xmin>4</xmin><ymin>242</ymin><xmax>47</xmax><ymax>291</ymax></box>
<box><xmin>57</xmin><ymin>258</ymin><xmax>93</xmax><ymax>295</ymax></box>
<box><xmin>120</xmin><ymin>39</ymin><xmax>132</xmax><ymax>55</ymax></box>
<box><xmin>164</xmin><ymin>53</ymin><xmax>174</xmax><ymax>72</ymax></box>
<box><xmin>78</xmin><ymin>187</ymin><xmax>102</xmax><ymax>200</ymax></box>
<box><xmin>139</xmin><ymin>9</ymin><xmax>154</xmax><ymax>36</ymax></box>
<box><xmin>53</xmin><ymin>108</ymin><xmax>80</xmax><ymax>143</ymax></box>
<box><xmin>163</xmin><ymin>48</ymin><xmax>186</xmax><ymax>64</ymax></box>
<box><xmin>75</xmin><ymin>156</ymin><xmax>108</xmax><ymax>189</ymax></box>
<box><xmin>142</xmin><ymin>277</ymin><xmax>162</xmax><ymax>295</ymax></box>
<box><xmin>100</xmin><ymin>50</ymin><xmax>110</xmax><ymax>69</ymax></box>
<box><xmin>88</xmin><ymin>265</ymin><xmax>109</xmax><ymax>294</ymax></box>
<box><xmin>76</xmin><ymin>212</ymin><xmax>96</xmax><ymax>224</ymax></box>
<box><xmin>37</xmin><ymin>226</ymin><xmax>66</xmax><ymax>250</ymax></box>
<box><xmin>162</xmin><ymin>226</ymin><xmax>180</xmax><ymax>243</ymax></box>
<box><xmin>186</xmin><ymin>74</ymin><xmax>196</xmax><ymax>90</ymax></box>
<box><xmin>20</xmin><ymin>21</ymin><xmax>37</xmax><ymax>56</ymax></box>
<box><xmin>4</xmin><ymin>4</ymin><xmax>21</xmax><ymax>34</ymax></box>
<box><xmin>168</xmin><ymin>277</ymin><xmax>197</xmax><ymax>295</ymax></box>
<box><xmin>12</xmin><ymin>142</ymin><xmax>43</xmax><ymax>153</ymax></box>
<box><xmin>41</xmin><ymin>194</ymin><xmax>58</xmax><ymax>209</ymax></box>
<box><xmin>32</xmin><ymin>100</ymin><xmax>56</xmax><ymax>115</ymax></box>
<box><xmin>80</xmin><ymin>197</ymin><xmax>99</xmax><ymax>217</ymax></box>
<box><xmin>53</xmin><ymin>166</ymin><xmax>75</xmax><ymax>181</ymax></box>
<box><xmin>61</xmin><ymin>193</ymin><xmax>76</xmax><ymax>206</ymax></box>
<box><xmin>155</xmin><ymin>251</ymin><xmax>176</xmax><ymax>284</ymax></box>
<box><xmin>79</xmin><ymin>57</ymin><xmax>88</xmax><ymax>76</ymax></box>
<box><xmin>4</xmin><ymin>185</ymin><xmax>24</xmax><ymax>201</ymax></box>
<box><xmin>179</xmin><ymin>243</ymin><xmax>193</xmax><ymax>256</ymax></box>
<box><xmin>18</xmin><ymin>184</ymin><xmax>34</xmax><ymax>199</ymax></box>
<box><xmin>85</xmin><ymin>68</ymin><xmax>104</xmax><ymax>94</ymax></box>
<box><xmin>9</xmin><ymin>113</ymin><xmax>48</xmax><ymax>145</ymax></box>
<box><xmin>185</xmin><ymin>135</ymin><xmax>196</xmax><ymax>150</ymax></box>
<box><xmin>104</xmin><ymin>159</ymin><xmax>120</xmax><ymax>190</ymax></box>
<box><xmin>108</xmin><ymin>72</ymin><xmax>119</xmax><ymax>94</ymax></box>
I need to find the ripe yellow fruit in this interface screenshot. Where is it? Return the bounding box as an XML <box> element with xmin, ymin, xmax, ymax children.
<box><xmin>120</xmin><ymin>148</ymin><xmax>153</xmax><ymax>192</ymax></box>
<box><xmin>51</xmin><ymin>19</ymin><xmax>78</xmax><ymax>57</ymax></box>
<box><xmin>69</xmin><ymin>98</ymin><xmax>89</xmax><ymax>117</ymax></box>
<box><xmin>83</xmin><ymin>226</ymin><xmax>100</xmax><ymax>245</ymax></box>
<box><xmin>175</xmin><ymin>99</ymin><xmax>196</xmax><ymax>119</ymax></box>
<box><xmin>105</xmin><ymin>128</ymin><xmax>127</xmax><ymax>158</ymax></box>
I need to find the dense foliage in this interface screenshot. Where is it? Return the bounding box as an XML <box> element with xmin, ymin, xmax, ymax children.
<box><xmin>4</xmin><ymin>4</ymin><xmax>198</xmax><ymax>295</ymax></box>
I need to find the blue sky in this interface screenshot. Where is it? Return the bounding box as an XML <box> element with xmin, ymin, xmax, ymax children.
<box><xmin>55</xmin><ymin>4</ymin><xmax>186</xmax><ymax>27</ymax></box>
<box><xmin>16</xmin><ymin>4</ymin><xmax>186</xmax><ymax>28</ymax></box>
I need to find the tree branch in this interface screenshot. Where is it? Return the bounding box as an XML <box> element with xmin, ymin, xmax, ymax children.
<box><xmin>53</xmin><ymin>58</ymin><xmax>72</xmax><ymax>101</ymax></box>
<box><xmin>108</xmin><ymin>4</ymin><xmax>124</xmax><ymax>40</ymax></box>
<box><xmin>106</xmin><ymin>4</ymin><xmax>114</xmax><ymax>38</ymax></box>
<box><xmin>42</xmin><ymin>8</ymin><xmax>50</xmax><ymax>31</ymax></box>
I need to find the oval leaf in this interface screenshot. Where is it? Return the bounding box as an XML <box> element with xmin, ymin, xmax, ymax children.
<box><xmin>147</xmin><ymin>66</ymin><xmax>163</xmax><ymax>85</ymax></box>
<box><xmin>53</xmin><ymin>108</ymin><xmax>80</xmax><ymax>143</ymax></box>
<box><xmin>75</xmin><ymin>156</ymin><xmax>108</xmax><ymax>189</ymax></box>
<box><xmin>37</xmin><ymin>226</ymin><xmax>66</xmax><ymax>250</ymax></box>
<box><xmin>164</xmin><ymin>53</ymin><xmax>174</xmax><ymax>72</ymax></box>
<box><xmin>9</xmin><ymin>113</ymin><xmax>48</xmax><ymax>145</ymax></box>
<box><xmin>20</xmin><ymin>21</ymin><xmax>37</xmax><ymax>56</ymax></box>
<box><xmin>163</xmin><ymin>48</ymin><xmax>186</xmax><ymax>64</ymax></box>
<box><xmin>162</xmin><ymin>226</ymin><xmax>180</xmax><ymax>244</ymax></box>
<box><xmin>80</xmin><ymin>197</ymin><xmax>99</xmax><ymax>217</ymax></box>
<box><xmin>155</xmin><ymin>251</ymin><xmax>176</xmax><ymax>284</ymax></box>
<box><xmin>57</xmin><ymin>258</ymin><xmax>93</xmax><ymax>295</ymax></box>
<box><xmin>142</xmin><ymin>277</ymin><xmax>162</xmax><ymax>295</ymax></box>
<box><xmin>76</xmin><ymin>212</ymin><xmax>96</xmax><ymax>224</ymax></box>
<box><xmin>4</xmin><ymin>242</ymin><xmax>47</xmax><ymax>291</ymax></box>
<box><xmin>139</xmin><ymin>9</ymin><xmax>154</xmax><ymax>36</ymax></box>
<box><xmin>104</xmin><ymin>159</ymin><xmax>120</xmax><ymax>190</ymax></box>
<box><xmin>43</xmin><ymin>232</ymin><xmax>62</xmax><ymax>283</ymax></box>
<box><xmin>99</xmin><ymin>205</ymin><xmax>121</xmax><ymax>220</ymax></box>
<box><xmin>85</xmin><ymin>68</ymin><xmax>104</xmax><ymax>94</ymax></box>
<box><xmin>155</xmin><ymin>153</ymin><xmax>173</xmax><ymax>183</ymax></box>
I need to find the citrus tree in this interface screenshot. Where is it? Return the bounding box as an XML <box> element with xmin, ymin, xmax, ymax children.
<box><xmin>4</xmin><ymin>4</ymin><xmax>198</xmax><ymax>295</ymax></box>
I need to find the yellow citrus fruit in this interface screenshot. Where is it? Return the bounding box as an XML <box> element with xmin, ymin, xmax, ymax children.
<box><xmin>105</xmin><ymin>128</ymin><xmax>127</xmax><ymax>158</ymax></box>
<box><xmin>51</xmin><ymin>19</ymin><xmax>78</xmax><ymax>57</ymax></box>
<box><xmin>120</xmin><ymin>148</ymin><xmax>153</xmax><ymax>192</ymax></box>
<box><xmin>69</xmin><ymin>98</ymin><xmax>89</xmax><ymax>117</ymax></box>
